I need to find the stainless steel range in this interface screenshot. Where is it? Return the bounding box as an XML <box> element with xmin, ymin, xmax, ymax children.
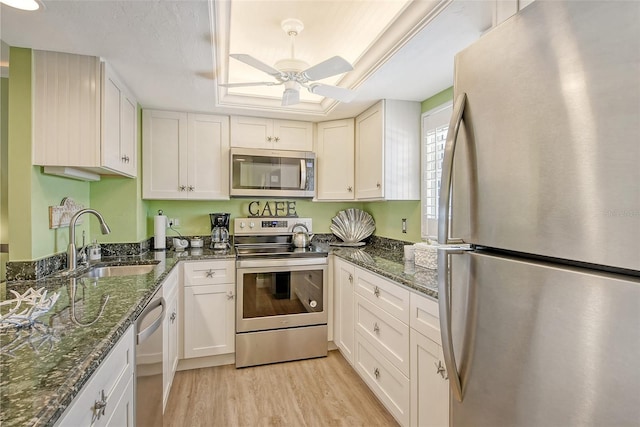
<box><xmin>234</xmin><ymin>217</ymin><xmax>328</xmax><ymax>368</ymax></box>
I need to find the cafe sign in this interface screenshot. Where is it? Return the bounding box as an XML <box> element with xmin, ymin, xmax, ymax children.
<box><xmin>247</xmin><ymin>200</ymin><xmax>298</xmax><ymax>218</ymax></box>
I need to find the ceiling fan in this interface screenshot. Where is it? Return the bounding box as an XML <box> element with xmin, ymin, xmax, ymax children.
<box><xmin>220</xmin><ymin>18</ymin><xmax>356</xmax><ymax>106</ymax></box>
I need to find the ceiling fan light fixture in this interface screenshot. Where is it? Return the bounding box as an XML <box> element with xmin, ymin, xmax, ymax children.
<box><xmin>0</xmin><ymin>0</ymin><xmax>40</xmax><ymax>10</ymax></box>
<box><xmin>281</xmin><ymin>18</ymin><xmax>304</xmax><ymax>37</ymax></box>
<box><xmin>274</xmin><ymin>58</ymin><xmax>309</xmax><ymax>74</ymax></box>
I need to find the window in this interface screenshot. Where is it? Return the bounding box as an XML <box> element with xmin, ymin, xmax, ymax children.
<box><xmin>421</xmin><ymin>102</ymin><xmax>453</xmax><ymax>240</ymax></box>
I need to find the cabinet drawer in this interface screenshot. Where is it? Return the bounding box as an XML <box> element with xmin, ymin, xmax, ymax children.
<box><xmin>56</xmin><ymin>327</ymin><xmax>134</xmax><ymax>426</ymax></box>
<box><xmin>354</xmin><ymin>267</ymin><xmax>410</xmax><ymax>324</ymax></box>
<box><xmin>354</xmin><ymin>331</ymin><xmax>410</xmax><ymax>426</ymax></box>
<box><xmin>409</xmin><ymin>292</ymin><xmax>441</xmax><ymax>344</ymax></box>
<box><xmin>355</xmin><ymin>295</ymin><xmax>409</xmax><ymax>376</ymax></box>
<box><xmin>183</xmin><ymin>260</ymin><xmax>235</xmax><ymax>286</ymax></box>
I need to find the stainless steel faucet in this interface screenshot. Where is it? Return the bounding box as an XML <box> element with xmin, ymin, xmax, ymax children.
<box><xmin>67</xmin><ymin>209</ymin><xmax>111</xmax><ymax>273</ymax></box>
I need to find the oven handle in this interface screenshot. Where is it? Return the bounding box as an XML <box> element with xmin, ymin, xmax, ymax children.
<box><xmin>236</xmin><ymin>257</ymin><xmax>328</xmax><ymax>268</ymax></box>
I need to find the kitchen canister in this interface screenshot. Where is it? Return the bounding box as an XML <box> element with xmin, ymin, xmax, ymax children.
<box><xmin>413</xmin><ymin>242</ymin><xmax>438</xmax><ymax>269</ymax></box>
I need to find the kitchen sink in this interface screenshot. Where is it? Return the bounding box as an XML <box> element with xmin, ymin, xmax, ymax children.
<box><xmin>82</xmin><ymin>264</ymin><xmax>157</xmax><ymax>278</ymax></box>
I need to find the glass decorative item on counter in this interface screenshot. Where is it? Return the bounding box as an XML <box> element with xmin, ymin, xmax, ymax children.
<box><xmin>0</xmin><ymin>287</ymin><xmax>60</xmax><ymax>330</ymax></box>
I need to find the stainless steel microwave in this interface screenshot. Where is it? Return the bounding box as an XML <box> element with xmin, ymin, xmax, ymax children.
<box><xmin>230</xmin><ymin>148</ymin><xmax>316</xmax><ymax>198</ymax></box>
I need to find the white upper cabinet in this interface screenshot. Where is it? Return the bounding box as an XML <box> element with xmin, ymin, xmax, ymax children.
<box><xmin>355</xmin><ymin>100</ymin><xmax>421</xmax><ymax>200</ymax></box>
<box><xmin>315</xmin><ymin>119</ymin><xmax>355</xmax><ymax>201</ymax></box>
<box><xmin>230</xmin><ymin>115</ymin><xmax>313</xmax><ymax>151</ymax></box>
<box><xmin>142</xmin><ymin>110</ymin><xmax>230</xmax><ymax>200</ymax></box>
<box><xmin>102</xmin><ymin>62</ymin><xmax>137</xmax><ymax>177</ymax></box>
<box><xmin>32</xmin><ymin>50</ymin><xmax>138</xmax><ymax>179</ymax></box>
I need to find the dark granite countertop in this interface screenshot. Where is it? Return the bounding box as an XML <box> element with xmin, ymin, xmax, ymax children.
<box><xmin>0</xmin><ymin>238</ymin><xmax>436</xmax><ymax>427</ymax></box>
<box><xmin>329</xmin><ymin>244</ymin><xmax>439</xmax><ymax>300</ymax></box>
<box><xmin>0</xmin><ymin>248</ymin><xmax>234</xmax><ymax>427</ymax></box>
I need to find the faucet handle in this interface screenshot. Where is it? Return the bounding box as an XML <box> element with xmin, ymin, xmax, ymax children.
<box><xmin>78</xmin><ymin>246</ymin><xmax>88</xmax><ymax>266</ymax></box>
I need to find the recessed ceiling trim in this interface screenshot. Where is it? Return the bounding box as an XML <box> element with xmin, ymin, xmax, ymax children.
<box><xmin>214</xmin><ymin>0</ymin><xmax>452</xmax><ymax>116</ymax></box>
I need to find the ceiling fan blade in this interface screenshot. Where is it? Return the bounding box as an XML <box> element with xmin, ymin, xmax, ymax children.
<box><xmin>309</xmin><ymin>83</ymin><xmax>356</xmax><ymax>103</ymax></box>
<box><xmin>281</xmin><ymin>88</ymin><xmax>300</xmax><ymax>106</ymax></box>
<box><xmin>302</xmin><ymin>56</ymin><xmax>353</xmax><ymax>81</ymax></box>
<box><xmin>219</xmin><ymin>82</ymin><xmax>280</xmax><ymax>88</ymax></box>
<box><xmin>230</xmin><ymin>53</ymin><xmax>283</xmax><ymax>77</ymax></box>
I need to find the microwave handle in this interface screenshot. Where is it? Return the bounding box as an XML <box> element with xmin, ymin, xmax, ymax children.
<box><xmin>300</xmin><ymin>159</ymin><xmax>307</xmax><ymax>190</ymax></box>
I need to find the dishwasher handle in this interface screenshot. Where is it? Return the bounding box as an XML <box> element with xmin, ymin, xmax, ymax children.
<box><xmin>136</xmin><ymin>296</ymin><xmax>166</xmax><ymax>345</ymax></box>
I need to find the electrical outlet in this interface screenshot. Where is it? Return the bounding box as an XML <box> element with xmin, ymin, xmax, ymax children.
<box><xmin>402</xmin><ymin>218</ymin><xmax>407</xmax><ymax>233</ymax></box>
<box><xmin>169</xmin><ymin>218</ymin><xmax>180</xmax><ymax>227</ymax></box>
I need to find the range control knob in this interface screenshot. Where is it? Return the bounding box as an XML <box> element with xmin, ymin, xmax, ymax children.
<box><xmin>249</xmin><ymin>222</ymin><xmax>255</xmax><ymax>228</ymax></box>
<box><xmin>309</xmin><ymin>300</ymin><xmax>318</xmax><ymax>308</ymax></box>
<box><xmin>239</xmin><ymin>222</ymin><xmax>246</xmax><ymax>229</ymax></box>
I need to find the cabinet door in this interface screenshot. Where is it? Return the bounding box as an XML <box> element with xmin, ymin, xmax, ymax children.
<box><xmin>162</xmin><ymin>268</ymin><xmax>179</xmax><ymax>411</ymax></box>
<box><xmin>333</xmin><ymin>258</ymin><xmax>355</xmax><ymax>365</ymax></box>
<box><xmin>230</xmin><ymin>116</ymin><xmax>272</xmax><ymax>148</ymax></box>
<box><xmin>410</xmin><ymin>329</ymin><xmax>449</xmax><ymax>427</ymax></box>
<box><xmin>119</xmin><ymin>92</ymin><xmax>137</xmax><ymax>177</ymax></box>
<box><xmin>101</xmin><ymin>63</ymin><xmax>137</xmax><ymax>178</ymax></box>
<box><xmin>274</xmin><ymin>119</ymin><xmax>313</xmax><ymax>151</ymax></box>
<box><xmin>316</xmin><ymin>119</ymin><xmax>355</xmax><ymax>200</ymax></box>
<box><xmin>187</xmin><ymin>114</ymin><xmax>230</xmax><ymax>199</ymax></box>
<box><xmin>355</xmin><ymin>101</ymin><xmax>384</xmax><ymax>199</ymax></box>
<box><xmin>142</xmin><ymin>110</ymin><xmax>188</xmax><ymax>199</ymax></box>
<box><xmin>183</xmin><ymin>284</ymin><xmax>235</xmax><ymax>358</ymax></box>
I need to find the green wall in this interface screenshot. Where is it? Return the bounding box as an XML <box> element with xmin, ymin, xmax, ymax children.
<box><xmin>1</xmin><ymin>69</ymin><xmax>8</xmax><ymax>281</ymax></box>
<box><xmin>7</xmin><ymin>47</ymin><xmax>146</xmax><ymax>262</ymax></box>
<box><xmin>421</xmin><ymin>87</ymin><xmax>453</xmax><ymax>113</ymax></box>
<box><xmin>4</xmin><ymin>46</ymin><xmax>455</xmax><ymax>263</ymax></box>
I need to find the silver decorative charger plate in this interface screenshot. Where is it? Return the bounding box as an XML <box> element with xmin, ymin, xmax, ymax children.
<box><xmin>330</xmin><ymin>208</ymin><xmax>375</xmax><ymax>244</ymax></box>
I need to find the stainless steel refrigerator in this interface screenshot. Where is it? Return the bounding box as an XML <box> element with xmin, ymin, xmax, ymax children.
<box><xmin>437</xmin><ymin>1</ymin><xmax>640</xmax><ymax>426</ymax></box>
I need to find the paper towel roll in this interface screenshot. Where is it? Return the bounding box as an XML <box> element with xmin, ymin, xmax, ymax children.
<box><xmin>154</xmin><ymin>213</ymin><xmax>168</xmax><ymax>250</ymax></box>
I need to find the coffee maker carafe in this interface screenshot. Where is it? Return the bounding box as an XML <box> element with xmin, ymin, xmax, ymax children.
<box><xmin>210</xmin><ymin>213</ymin><xmax>230</xmax><ymax>250</ymax></box>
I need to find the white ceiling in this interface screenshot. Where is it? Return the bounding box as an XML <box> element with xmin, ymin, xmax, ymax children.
<box><xmin>0</xmin><ymin>0</ymin><xmax>493</xmax><ymax>121</ymax></box>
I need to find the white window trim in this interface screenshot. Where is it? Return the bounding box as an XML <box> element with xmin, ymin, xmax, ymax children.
<box><xmin>421</xmin><ymin>101</ymin><xmax>453</xmax><ymax>241</ymax></box>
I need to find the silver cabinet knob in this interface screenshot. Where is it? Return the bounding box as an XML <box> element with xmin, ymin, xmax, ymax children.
<box><xmin>188</xmin><ymin>185</ymin><xmax>195</xmax><ymax>191</ymax></box>
<box><xmin>206</xmin><ymin>269</ymin><xmax>215</xmax><ymax>278</ymax></box>
<box><xmin>274</xmin><ymin>136</ymin><xmax>280</xmax><ymax>142</ymax></box>
<box><xmin>373</xmin><ymin>286</ymin><xmax>380</xmax><ymax>297</ymax></box>
<box><xmin>170</xmin><ymin>312</ymin><xmax>177</xmax><ymax>323</ymax></box>
<box><xmin>179</xmin><ymin>185</ymin><xmax>186</xmax><ymax>191</ymax></box>
<box><xmin>227</xmin><ymin>291</ymin><xmax>235</xmax><ymax>300</ymax></box>
<box><xmin>374</xmin><ymin>368</ymin><xmax>380</xmax><ymax>379</ymax></box>
<box><xmin>373</xmin><ymin>322</ymin><xmax>380</xmax><ymax>334</ymax></box>
<box><xmin>267</xmin><ymin>136</ymin><xmax>272</xmax><ymax>142</ymax></box>
<box><xmin>348</xmin><ymin>273</ymin><xmax>353</xmax><ymax>283</ymax></box>
<box><xmin>347</xmin><ymin>186</ymin><xmax>353</xmax><ymax>192</ymax></box>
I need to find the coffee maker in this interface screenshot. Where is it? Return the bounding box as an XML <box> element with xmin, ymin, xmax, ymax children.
<box><xmin>210</xmin><ymin>213</ymin><xmax>230</xmax><ymax>249</ymax></box>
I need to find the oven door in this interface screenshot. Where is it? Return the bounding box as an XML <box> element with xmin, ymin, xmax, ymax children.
<box><xmin>236</xmin><ymin>257</ymin><xmax>328</xmax><ymax>333</ymax></box>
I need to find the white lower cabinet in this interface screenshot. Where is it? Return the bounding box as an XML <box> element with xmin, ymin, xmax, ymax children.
<box><xmin>56</xmin><ymin>326</ymin><xmax>134</xmax><ymax>426</ymax></box>
<box><xmin>410</xmin><ymin>330</ymin><xmax>449</xmax><ymax>427</ymax></box>
<box><xmin>409</xmin><ymin>292</ymin><xmax>449</xmax><ymax>427</ymax></box>
<box><xmin>332</xmin><ymin>257</ymin><xmax>449</xmax><ymax>427</ymax></box>
<box><xmin>183</xmin><ymin>260</ymin><xmax>236</xmax><ymax>359</ymax></box>
<box><xmin>355</xmin><ymin>332</ymin><xmax>410</xmax><ymax>426</ymax></box>
<box><xmin>333</xmin><ymin>256</ymin><xmax>355</xmax><ymax>364</ymax></box>
<box><xmin>163</xmin><ymin>267</ymin><xmax>179</xmax><ymax>410</ymax></box>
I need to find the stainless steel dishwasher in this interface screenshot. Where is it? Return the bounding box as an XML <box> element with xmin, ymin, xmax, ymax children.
<box><xmin>135</xmin><ymin>286</ymin><xmax>165</xmax><ymax>426</ymax></box>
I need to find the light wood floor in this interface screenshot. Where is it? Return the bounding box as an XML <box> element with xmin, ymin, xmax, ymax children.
<box><xmin>164</xmin><ymin>350</ymin><xmax>400</xmax><ymax>427</ymax></box>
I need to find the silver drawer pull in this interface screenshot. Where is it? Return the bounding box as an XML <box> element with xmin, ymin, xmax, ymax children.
<box><xmin>170</xmin><ymin>312</ymin><xmax>177</xmax><ymax>323</ymax></box>
<box><xmin>227</xmin><ymin>291</ymin><xmax>235</xmax><ymax>300</ymax></box>
<box><xmin>435</xmin><ymin>360</ymin><xmax>448</xmax><ymax>379</ymax></box>
<box><xmin>348</xmin><ymin>273</ymin><xmax>353</xmax><ymax>283</ymax></box>
<box><xmin>374</xmin><ymin>368</ymin><xmax>380</xmax><ymax>379</ymax></box>
<box><xmin>373</xmin><ymin>286</ymin><xmax>380</xmax><ymax>297</ymax></box>
<box><xmin>93</xmin><ymin>390</ymin><xmax>107</xmax><ymax>421</ymax></box>
<box><xmin>373</xmin><ymin>323</ymin><xmax>380</xmax><ymax>334</ymax></box>
<box><xmin>206</xmin><ymin>269</ymin><xmax>215</xmax><ymax>278</ymax></box>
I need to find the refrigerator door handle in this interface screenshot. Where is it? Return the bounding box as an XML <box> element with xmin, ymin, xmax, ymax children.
<box><xmin>438</xmin><ymin>246</ymin><xmax>472</xmax><ymax>402</ymax></box>
<box><xmin>438</xmin><ymin>93</ymin><xmax>467</xmax><ymax>245</ymax></box>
